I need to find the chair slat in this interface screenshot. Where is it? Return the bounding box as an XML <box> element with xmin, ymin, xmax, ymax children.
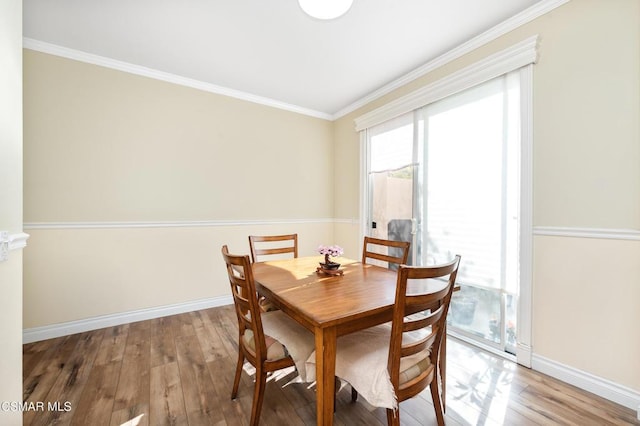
<box><xmin>249</xmin><ymin>234</ymin><xmax>298</xmax><ymax>263</ymax></box>
<box><xmin>362</xmin><ymin>236</ymin><xmax>410</xmax><ymax>269</ymax></box>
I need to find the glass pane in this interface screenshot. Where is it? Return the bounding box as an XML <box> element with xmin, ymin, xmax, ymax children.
<box><xmin>370</xmin><ymin>166</ymin><xmax>414</xmax><ymax>266</ymax></box>
<box><xmin>368</xmin><ymin>112</ymin><xmax>416</xmax><ymax>267</ymax></box>
<box><xmin>448</xmin><ymin>285</ymin><xmax>501</xmax><ymax>344</ymax></box>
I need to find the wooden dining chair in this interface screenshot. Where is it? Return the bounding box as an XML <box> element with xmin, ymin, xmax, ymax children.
<box><xmin>332</xmin><ymin>256</ymin><xmax>461</xmax><ymax>426</ymax></box>
<box><xmin>338</xmin><ymin>236</ymin><xmax>412</xmax><ymax>402</ymax></box>
<box><xmin>362</xmin><ymin>236</ymin><xmax>411</xmax><ymax>270</ymax></box>
<box><xmin>248</xmin><ymin>234</ymin><xmax>298</xmax><ymax>311</ymax></box>
<box><xmin>222</xmin><ymin>245</ymin><xmax>314</xmax><ymax>426</ymax></box>
<box><xmin>248</xmin><ymin>234</ymin><xmax>298</xmax><ymax>263</ymax></box>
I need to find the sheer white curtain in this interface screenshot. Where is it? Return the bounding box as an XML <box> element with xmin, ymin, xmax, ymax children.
<box><xmin>368</xmin><ymin>113</ymin><xmax>414</xmax><ymax>173</ymax></box>
<box><xmin>420</xmin><ymin>72</ymin><xmax>520</xmax><ymax>292</ymax></box>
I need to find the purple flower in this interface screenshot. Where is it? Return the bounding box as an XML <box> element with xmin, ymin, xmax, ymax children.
<box><xmin>317</xmin><ymin>244</ymin><xmax>344</xmax><ymax>257</ymax></box>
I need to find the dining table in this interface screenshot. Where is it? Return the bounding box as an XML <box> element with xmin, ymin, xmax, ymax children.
<box><xmin>252</xmin><ymin>255</ymin><xmax>453</xmax><ymax>426</ymax></box>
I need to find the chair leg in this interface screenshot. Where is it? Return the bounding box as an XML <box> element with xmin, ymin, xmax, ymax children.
<box><xmin>440</xmin><ymin>332</ymin><xmax>447</xmax><ymax>413</ymax></box>
<box><xmin>231</xmin><ymin>350</ymin><xmax>244</xmax><ymax>399</ymax></box>
<box><xmin>430</xmin><ymin>379</ymin><xmax>445</xmax><ymax>426</ymax></box>
<box><xmin>250</xmin><ymin>367</ymin><xmax>268</xmax><ymax>426</ymax></box>
<box><xmin>386</xmin><ymin>408</ymin><xmax>399</xmax><ymax>426</ymax></box>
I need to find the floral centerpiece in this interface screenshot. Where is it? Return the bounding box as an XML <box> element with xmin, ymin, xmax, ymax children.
<box><xmin>317</xmin><ymin>244</ymin><xmax>344</xmax><ymax>270</ymax></box>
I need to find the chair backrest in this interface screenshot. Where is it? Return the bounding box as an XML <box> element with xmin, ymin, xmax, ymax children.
<box><xmin>388</xmin><ymin>255</ymin><xmax>461</xmax><ymax>403</ymax></box>
<box><xmin>221</xmin><ymin>245</ymin><xmax>269</xmax><ymax>363</ymax></box>
<box><xmin>248</xmin><ymin>234</ymin><xmax>298</xmax><ymax>263</ymax></box>
<box><xmin>362</xmin><ymin>236</ymin><xmax>411</xmax><ymax>270</ymax></box>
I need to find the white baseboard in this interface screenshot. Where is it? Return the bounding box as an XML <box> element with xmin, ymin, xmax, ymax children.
<box><xmin>23</xmin><ymin>295</ymin><xmax>233</xmax><ymax>344</ymax></box>
<box><xmin>532</xmin><ymin>354</ymin><xmax>640</xmax><ymax>415</ymax></box>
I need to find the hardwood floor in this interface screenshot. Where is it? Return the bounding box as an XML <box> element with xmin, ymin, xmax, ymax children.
<box><xmin>23</xmin><ymin>305</ymin><xmax>639</xmax><ymax>425</ymax></box>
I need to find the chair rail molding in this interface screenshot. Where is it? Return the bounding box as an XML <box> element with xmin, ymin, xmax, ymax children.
<box><xmin>533</xmin><ymin>226</ymin><xmax>640</xmax><ymax>241</ymax></box>
<box><xmin>23</xmin><ymin>218</ymin><xmax>336</xmax><ymax>230</ymax></box>
<box><xmin>0</xmin><ymin>231</ymin><xmax>29</xmax><ymax>262</ymax></box>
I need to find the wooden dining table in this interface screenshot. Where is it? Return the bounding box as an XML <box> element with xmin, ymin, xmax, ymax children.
<box><xmin>252</xmin><ymin>256</ymin><xmax>452</xmax><ymax>426</ymax></box>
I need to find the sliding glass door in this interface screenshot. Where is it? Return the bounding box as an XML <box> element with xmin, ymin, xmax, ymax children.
<box><xmin>365</xmin><ymin>72</ymin><xmax>521</xmax><ymax>355</ymax></box>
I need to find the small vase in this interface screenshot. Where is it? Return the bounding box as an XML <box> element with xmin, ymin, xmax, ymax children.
<box><xmin>320</xmin><ymin>253</ymin><xmax>340</xmax><ymax>271</ymax></box>
<box><xmin>319</xmin><ymin>261</ymin><xmax>341</xmax><ymax>271</ymax></box>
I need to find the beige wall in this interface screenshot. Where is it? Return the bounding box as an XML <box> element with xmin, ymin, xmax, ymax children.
<box><xmin>333</xmin><ymin>0</ymin><xmax>640</xmax><ymax>392</ymax></box>
<box><xmin>0</xmin><ymin>0</ymin><xmax>23</xmax><ymax>423</ymax></box>
<box><xmin>23</xmin><ymin>50</ymin><xmax>335</xmax><ymax>327</ymax></box>
<box><xmin>24</xmin><ymin>51</ymin><xmax>334</xmax><ymax>223</ymax></box>
<box><xmin>533</xmin><ymin>1</ymin><xmax>640</xmax><ymax>228</ymax></box>
<box><xmin>534</xmin><ymin>236</ymin><xmax>640</xmax><ymax>386</ymax></box>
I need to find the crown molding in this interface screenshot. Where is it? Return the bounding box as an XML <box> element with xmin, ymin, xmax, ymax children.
<box><xmin>354</xmin><ymin>35</ymin><xmax>538</xmax><ymax>131</ymax></box>
<box><xmin>22</xmin><ymin>38</ymin><xmax>333</xmax><ymax>121</ymax></box>
<box><xmin>23</xmin><ymin>0</ymin><xmax>570</xmax><ymax>122</ymax></box>
<box><xmin>333</xmin><ymin>0</ymin><xmax>570</xmax><ymax>119</ymax></box>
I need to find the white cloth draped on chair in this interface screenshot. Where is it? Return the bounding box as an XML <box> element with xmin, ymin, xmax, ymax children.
<box><xmin>260</xmin><ymin>310</ymin><xmax>316</xmax><ymax>382</ymax></box>
<box><xmin>305</xmin><ymin>323</ymin><xmax>431</xmax><ymax>410</ymax></box>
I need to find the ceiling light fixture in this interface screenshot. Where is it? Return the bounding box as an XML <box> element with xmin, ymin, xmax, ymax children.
<box><xmin>298</xmin><ymin>0</ymin><xmax>353</xmax><ymax>20</ymax></box>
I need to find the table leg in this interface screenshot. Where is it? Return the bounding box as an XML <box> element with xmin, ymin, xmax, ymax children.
<box><xmin>314</xmin><ymin>326</ymin><xmax>336</xmax><ymax>426</ymax></box>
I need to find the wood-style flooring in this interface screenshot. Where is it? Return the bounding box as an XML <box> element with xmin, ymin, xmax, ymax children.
<box><xmin>23</xmin><ymin>305</ymin><xmax>639</xmax><ymax>425</ymax></box>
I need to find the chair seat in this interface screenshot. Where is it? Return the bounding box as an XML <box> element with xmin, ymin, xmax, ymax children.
<box><xmin>243</xmin><ymin>329</ymin><xmax>289</xmax><ymax>360</ymax></box>
<box><xmin>306</xmin><ymin>323</ymin><xmax>431</xmax><ymax>409</ymax></box>
<box><xmin>244</xmin><ymin>311</ymin><xmax>315</xmax><ymax>381</ymax></box>
<box><xmin>399</xmin><ymin>356</ymin><xmax>431</xmax><ymax>385</ymax></box>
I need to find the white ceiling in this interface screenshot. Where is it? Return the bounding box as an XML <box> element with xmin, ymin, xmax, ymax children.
<box><xmin>23</xmin><ymin>0</ymin><xmax>543</xmax><ymax>118</ymax></box>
